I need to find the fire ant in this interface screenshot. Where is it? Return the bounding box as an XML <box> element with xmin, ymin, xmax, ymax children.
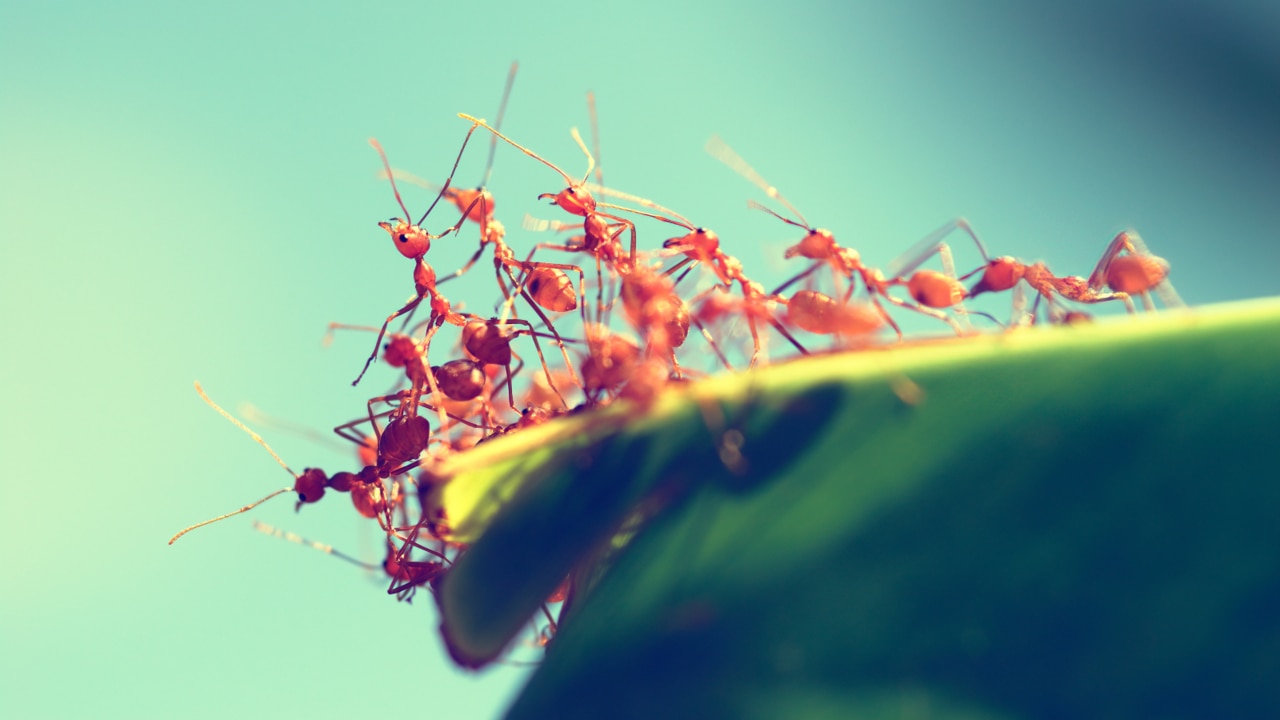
<box><xmin>708</xmin><ymin>135</ymin><xmax>976</xmax><ymax>338</ymax></box>
<box><xmin>690</xmin><ymin>266</ymin><xmax>808</xmax><ymax>368</ymax></box>
<box><xmin>252</xmin><ymin>520</ymin><xmax>449</xmax><ymax>603</ymax></box>
<box><xmin>384</xmin><ymin>62</ymin><xmax>520</xmax><ymax>280</ymax></box>
<box><xmin>963</xmin><ymin>229</ymin><xmax>1181</xmax><ymax>322</ymax></box>
<box><xmin>170</xmin><ymin>383</ymin><xmax>349</xmax><ymax>544</ymax></box>
<box><xmin>353</xmin><ymin>129</ymin><xmax>485</xmax><ymax>387</ymax></box>
<box><xmin>458</xmin><ymin>112</ymin><xmax>647</xmax><ymax>271</ymax></box>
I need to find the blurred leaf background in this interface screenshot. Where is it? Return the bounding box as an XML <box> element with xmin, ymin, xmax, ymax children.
<box><xmin>2</xmin><ymin>1</ymin><xmax>1277</xmax><ymax>717</ymax></box>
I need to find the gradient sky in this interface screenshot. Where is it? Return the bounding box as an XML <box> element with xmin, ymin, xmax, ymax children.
<box><xmin>3</xmin><ymin>1</ymin><xmax>1279</xmax><ymax>717</ymax></box>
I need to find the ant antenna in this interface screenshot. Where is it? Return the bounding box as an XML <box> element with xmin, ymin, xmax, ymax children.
<box><xmin>481</xmin><ymin>61</ymin><xmax>519</xmax><ymax>188</ymax></box>
<box><xmin>370</xmin><ymin>138</ymin><xmax>414</xmax><ymax>223</ymax></box>
<box><xmin>587</xmin><ymin>91</ymin><xmax>604</xmax><ymax>189</ymax></box>
<box><xmin>459</xmin><ymin>113</ymin><xmax>593</xmax><ymax>190</ymax></box>
<box><xmin>168</xmin><ymin>383</ymin><xmax>297</xmax><ymax>545</ymax></box>
<box><xmin>369</xmin><ymin>124</ymin><xmax>481</xmax><ymax>228</ymax></box>
<box><xmin>252</xmin><ymin>521</ymin><xmax>382</xmax><ymax>571</ymax></box>
<box><xmin>747</xmin><ymin>200</ymin><xmax>809</xmax><ymax>232</ymax></box>
<box><xmin>705</xmin><ymin>134</ymin><xmax>810</xmax><ymax>229</ymax></box>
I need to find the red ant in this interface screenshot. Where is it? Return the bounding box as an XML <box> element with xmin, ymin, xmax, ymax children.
<box><xmin>963</xmin><ymin>229</ymin><xmax>1180</xmax><ymax>322</ymax></box>
<box><xmin>459</xmin><ymin>112</ymin><xmax>647</xmax><ymax>271</ymax></box>
<box><xmin>252</xmin><ymin>520</ymin><xmax>449</xmax><ymax>603</ymax></box>
<box><xmin>169</xmin><ymin>383</ymin><xmax>351</xmax><ymax>544</ymax></box>
<box><xmin>690</xmin><ymin>266</ymin><xmax>808</xmax><ymax>368</ymax></box>
<box><xmin>708</xmin><ymin>135</ymin><xmax>976</xmax><ymax>338</ymax></box>
<box><xmin>353</xmin><ymin>123</ymin><xmax>487</xmax><ymax>388</ymax></box>
<box><xmin>784</xmin><ymin>289</ymin><xmax>887</xmax><ymax>340</ymax></box>
<box><xmin>383</xmin><ymin>62</ymin><xmax>520</xmax><ymax>274</ymax></box>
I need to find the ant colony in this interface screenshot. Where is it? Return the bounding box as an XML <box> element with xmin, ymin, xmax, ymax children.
<box><xmin>170</xmin><ymin>62</ymin><xmax>1183</xmax><ymax>666</ymax></box>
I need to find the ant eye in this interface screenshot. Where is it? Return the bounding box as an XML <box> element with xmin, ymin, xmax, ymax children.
<box><xmin>398</xmin><ymin>234</ymin><xmax>409</xmax><ymax>243</ymax></box>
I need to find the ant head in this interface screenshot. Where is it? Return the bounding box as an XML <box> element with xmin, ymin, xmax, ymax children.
<box><xmin>382</xmin><ymin>334</ymin><xmax>418</xmax><ymax>368</ymax></box>
<box><xmin>294</xmin><ymin>468</ymin><xmax>329</xmax><ymax>505</ymax></box>
<box><xmin>451</xmin><ymin>187</ymin><xmax>495</xmax><ymax>225</ymax></box>
<box><xmin>539</xmin><ymin>186</ymin><xmax>596</xmax><ymax>217</ymax></box>
<box><xmin>379</xmin><ymin>220</ymin><xmax>431</xmax><ymax>259</ymax></box>
<box><xmin>790</xmin><ymin>229</ymin><xmax>837</xmax><ymax>260</ymax></box>
<box><xmin>518</xmin><ymin>406</ymin><xmax>551</xmax><ymax>429</ymax></box>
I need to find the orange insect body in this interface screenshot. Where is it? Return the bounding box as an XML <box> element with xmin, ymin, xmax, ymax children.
<box><xmin>462</xmin><ymin>320</ymin><xmax>515</xmax><ymax>366</ymax></box>
<box><xmin>449</xmin><ymin>187</ymin><xmax>495</xmax><ymax>226</ymax></box>
<box><xmin>382</xmin><ymin>334</ymin><xmax>418</xmax><ymax>367</ymax></box>
<box><xmin>969</xmin><ymin>256</ymin><xmax>1024</xmax><ymax>295</ymax></box>
<box><xmin>1105</xmin><ymin>253</ymin><xmax>1169</xmax><ymax>295</ymax></box>
<box><xmin>435</xmin><ymin>359</ymin><xmax>487</xmax><ymax>401</ymax></box>
<box><xmin>905</xmin><ymin>270</ymin><xmax>968</xmax><ymax>309</ymax></box>
<box><xmin>620</xmin><ymin>270</ymin><xmax>691</xmax><ymax>351</ymax></box>
<box><xmin>785</xmin><ymin>228</ymin><xmax>839</xmax><ymax>260</ymax></box>
<box><xmin>525</xmin><ymin>267</ymin><xmax>578</xmax><ymax>312</ymax></box>
<box><xmin>581</xmin><ymin>327</ymin><xmax>641</xmax><ymax>394</ymax></box>
<box><xmin>786</xmin><ymin>290</ymin><xmax>884</xmax><ymax>336</ymax></box>
<box><xmin>351</xmin><ymin>481</ymin><xmax>387</xmax><ymax>519</ymax></box>
<box><xmin>966</xmin><ymin>230</ymin><xmax>1179</xmax><ymax>321</ymax></box>
<box><xmin>294</xmin><ymin>468</ymin><xmax>329</xmax><ymax>504</ymax></box>
<box><xmin>377</xmin><ymin>415</ymin><xmax>431</xmax><ymax>475</ymax></box>
<box><xmin>379</xmin><ymin>219</ymin><xmax>433</xmax><ymax>259</ymax></box>
<box><xmin>541</xmin><ymin>185</ymin><xmax>597</xmax><ymax>216</ymax></box>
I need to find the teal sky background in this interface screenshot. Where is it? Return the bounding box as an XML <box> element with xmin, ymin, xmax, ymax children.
<box><xmin>3</xmin><ymin>1</ymin><xmax>1278</xmax><ymax>718</ymax></box>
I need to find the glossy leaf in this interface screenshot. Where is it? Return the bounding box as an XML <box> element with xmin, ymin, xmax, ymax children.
<box><xmin>437</xmin><ymin>298</ymin><xmax>1280</xmax><ymax>718</ymax></box>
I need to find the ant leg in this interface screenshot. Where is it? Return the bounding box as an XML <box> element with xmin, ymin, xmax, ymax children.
<box><xmin>1007</xmin><ymin>283</ymin><xmax>1031</xmax><ymax>326</ymax></box>
<box><xmin>517</xmin><ymin>248</ymin><xmax>590</xmax><ymax>332</ymax></box>
<box><xmin>771</xmin><ymin>261</ymin><xmax>823</xmax><ymax>296</ymax></box>
<box><xmin>500</xmin><ymin>265</ymin><xmax>584</xmax><ymax>389</ymax></box>
<box><xmin>867</xmin><ymin>295</ymin><xmax>905</xmax><ymax>340</ymax></box>
<box><xmin>505</xmin><ymin>319</ymin><xmax>572</xmax><ymax>408</ymax></box>
<box><xmin>881</xmin><ymin>292</ymin><xmax>966</xmax><ymax>335</ymax></box>
<box><xmin>1087</xmin><ymin>230</ymin><xmax>1183</xmax><ymax>310</ymax></box>
<box><xmin>693</xmin><ymin>317</ymin><xmax>733</xmax><ymax>371</ymax></box>
<box><xmin>333</xmin><ymin>410</ymin><xmax>393</xmax><ymax>453</ymax></box>
<box><xmin>885</xmin><ymin>217</ymin><xmax>991</xmax><ymax>279</ymax></box>
<box><xmin>353</xmin><ymin>292</ymin><xmax>426</xmax><ymax>386</ymax></box>
<box><xmin>767</xmin><ymin>316</ymin><xmax>809</xmax><ymax>356</ymax></box>
<box><xmin>252</xmin><ymin>521</ymin><xmax>383</xmax><ymax>571</ymax></box>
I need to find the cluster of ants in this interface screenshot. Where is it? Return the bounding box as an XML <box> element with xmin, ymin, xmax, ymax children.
<box><xmin>170</xmin><ymin>64</ymin><xmax>1181</xmax><ymax>657</ymax></box>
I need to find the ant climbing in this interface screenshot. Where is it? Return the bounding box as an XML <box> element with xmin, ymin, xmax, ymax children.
<box><xmin>353</xmin><ymin>127</ymin><xmax>486</xmax><ymax>387</ymax></box>
<box><xmin>458</xmin><ymin>113</ymin><xmax>648</xmax><ymax>271</ymax></box>
<box><xmin>170</xmin><ymin>383</ymin><xmax>341</xmax><ymax>545</ymax></box>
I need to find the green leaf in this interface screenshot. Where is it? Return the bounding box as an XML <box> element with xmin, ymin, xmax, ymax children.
<box><xmin>437</xmin><ymin>298</ymin><xmax>1280</xmax><ymax>718</ymax></box>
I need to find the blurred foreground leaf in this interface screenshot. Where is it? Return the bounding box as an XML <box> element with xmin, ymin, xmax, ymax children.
<box><xmin>437</xmin><ymin>298</ymin><xmax>1280</xmax><ymax>719</ymax></box>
